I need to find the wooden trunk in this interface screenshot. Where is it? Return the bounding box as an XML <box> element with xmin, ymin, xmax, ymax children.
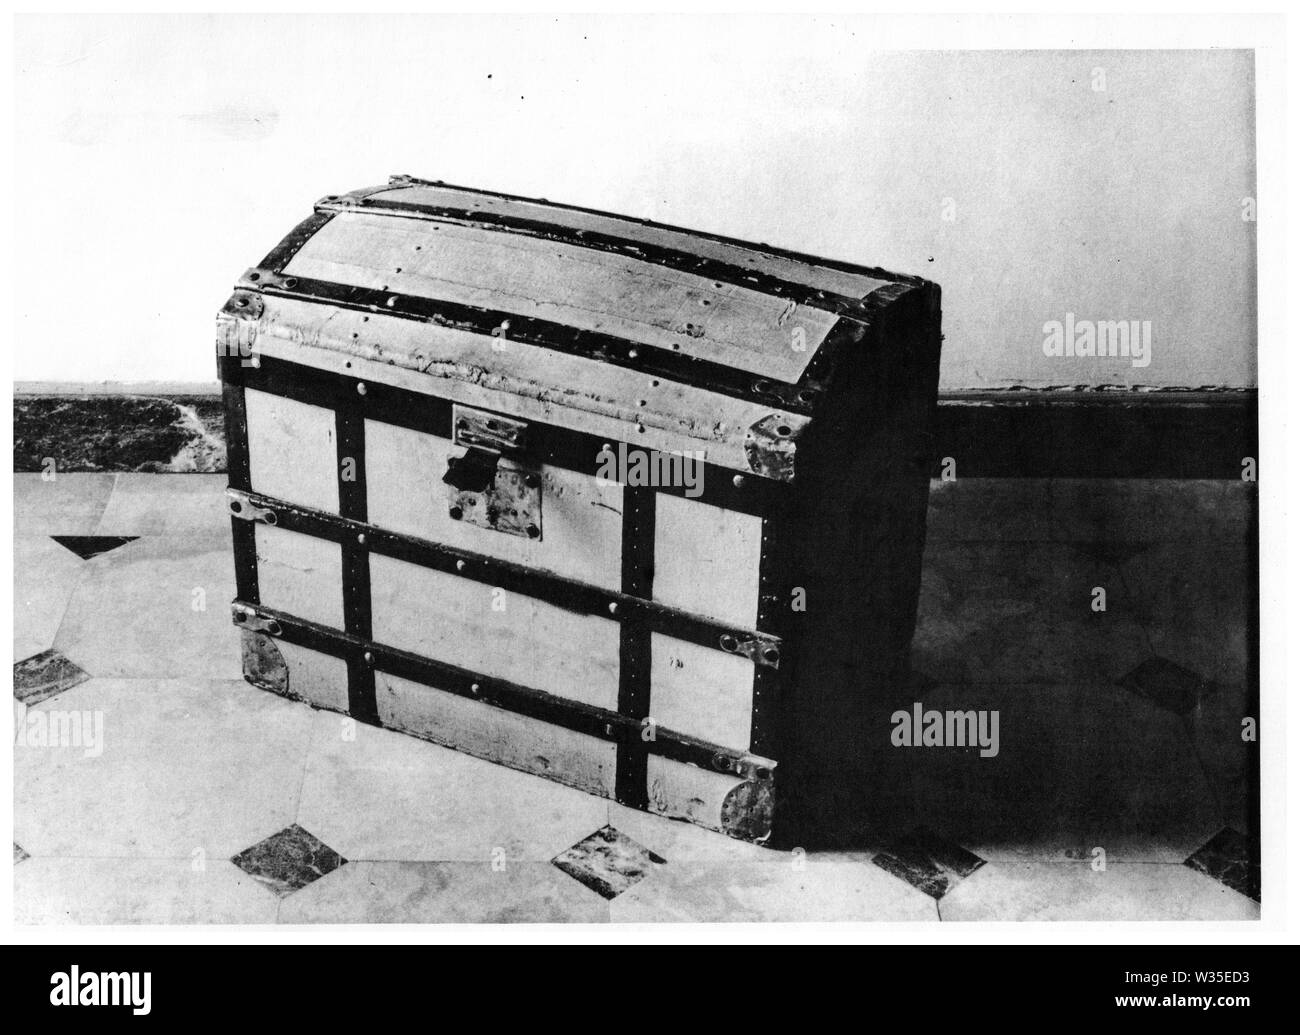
<box><xmin>218</xmin><ymin>175</ymin><xmax>942</xmax><ymax>848</ymax></box>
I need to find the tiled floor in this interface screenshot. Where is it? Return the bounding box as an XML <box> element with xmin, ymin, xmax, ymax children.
<box><xmin>12</xmin><ymin>473</ymin><xmax>1259</xmax><ymax>923</ymax></box>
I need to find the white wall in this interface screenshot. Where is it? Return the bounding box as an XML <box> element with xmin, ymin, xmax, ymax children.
<box><xmin>14</xmin><ymin>15</ymin><xmax>1256</xmax><ymax>389</ymax></box>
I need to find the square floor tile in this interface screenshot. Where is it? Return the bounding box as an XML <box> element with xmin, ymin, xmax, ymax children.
<box><xmin>1120</xmin><ymin>543</ymin><xmax>1252</xmax><ymax>688</ymax></box>
<box><xmin>939</xmin><ymin>861</ymin><xmax>1260</xmax><ymax>921</ymax></box>
<box><xmin>14</xmin><ymin>473</ymin><xmax>118</xmax><ymax>534</ymax></box>
<box><xmin>610</xmin><ymin>858</ymin><xmax>939</xmax><ymax>922</ymax></box>
<box><xmin>15</xmin><ymin>857</ymin><xmax>278</xmax><ymax>924</ymax></box>
<box><xmin>296</xmin><ymin>714</ymin><xmax>610</xmax><ymax>863</ymax></box>
<box><xmin>53</xmin><ymin>535</ymin><xmax>241</xmax><ymax>679</ymax></box>
<box><xmin>13</xmin><ymin>536</ymin><xmax>88</xmax><ymax>661</ymax></box>
<box><xmin>1185</xmin><ymin>827</ymin><xmax>1260</xmax><ymax>903</ymax></box>
<box><xmin>909</xmin><ymin>683</ymin><xmax>1224</xmax><ymax>863</ymax></box>
<box><xmin>1118</xmin><ymin>656</ymin><xmax>1216</xmax><ymax>715</ymax></box>
<box><xmin>13</xmin><ymin>649</ymin><xmax>90</xmax><ymax>705</ymax></box>
<box><xmin>912</xmin><ymin>541</ymin><xmax>1151</xmax><ymax>684</ymax></box>
<box><xmin>871</xmin><ymin>828</ymin><xmax>985</xmax><ymax>900</ymax></box>
<box><xmin>278</xmin><ymin>861</ymin><xmax>610</xmax><ymax>923</ymax></box>
<box><xmin>14</xmin><ymin>678</ymin><xmax>315</xmax><ymax>858</ymax></box>
<box><xmin>94</xmin><ymin>474</ymin><xmax>231</xmax><ymax>536</ymax></box>
<box><xmin>231</xmin><ymin>824</ymin><xmax>346</xmax><ymax>898</ymax></box>
<box><xmin>552</xmin><ymin>826</ymin><xmax>665</xmax><ymax>900</ymax></box>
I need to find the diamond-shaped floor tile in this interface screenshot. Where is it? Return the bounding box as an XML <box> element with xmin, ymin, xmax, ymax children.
<box><xmin>231</xmin><ymin>824</ymin><xmax>347</xmax><ymax>898</ymax></box>
<box><xmin>14</xmin><ymin>843</ymin><xmax>30</xmax><ymax>864</ymax></box>
<box><xmin>49</xmin><ymin>535</ymin><xmax>138</xmax><ymax>560</ymax></box>
<box><xmin>1118</xmin><ymin>656</ymin><xmax>1215</xmax><ymax>715</ymax></box>
<box><xmin>1185</xmin><ymin>827</ymin><xmax>1260</xmax><ymax>903</ymax></box>
<box><xmin>872</xmin><ymin>827</ymin><xmax>985</xmax><ymax>900</ymax></box>
<box><xmin>13</xmin><ymin>649</ymin><xmax>91</xmax><ymax>705</ymax></box>
<box><xmin>552</xmin><ymin>826</ymin><xmax>666</xmax><ymax>900</ymax></box>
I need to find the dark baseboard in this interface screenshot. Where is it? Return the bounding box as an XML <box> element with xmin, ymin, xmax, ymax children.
<box><xmin>930</xmin><ymin>390</ymin><xmax>1256</xmax><ymax>480</ymax></box>
<box><xmin>12</xmin><ymin>387</ymin><xmax>1257</xmax><ymax>479</ymax></box>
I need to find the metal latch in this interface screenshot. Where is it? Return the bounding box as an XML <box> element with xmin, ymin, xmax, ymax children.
<box><xmin>446</xmin><ymin>406</ymin><xmax>541</xmax><ymax>540</ymax></box>
<box><xmin>443</xmin><ymin>447</ymin><xmax>501</xmax><ymax>494</ymax></box>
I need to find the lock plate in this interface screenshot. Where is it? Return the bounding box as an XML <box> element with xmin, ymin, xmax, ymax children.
<box><xmin>447</xmin><ymin>457</ymin><xmax>542</xmax><ymax>539</ymax></box>
<box><xmin>453</xmin><ymin>405</ymin><xmax>528</xmax><ymax>453</ymax></box>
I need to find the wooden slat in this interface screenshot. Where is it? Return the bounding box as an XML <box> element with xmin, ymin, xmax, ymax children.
<box><xmin>284</xmin><ymin>212</ymin><xmax>838</xmax><ymax>383</ymax></box>
<box><xmin>370</xmin><ymin>184</ymin><xmax>894</xmax><ymax>301</ymax></box>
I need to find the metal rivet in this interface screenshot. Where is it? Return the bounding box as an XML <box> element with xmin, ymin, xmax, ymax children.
<box><xmin>763</xmin><ymin>647</ymin><xmax>780</xmax><ymax>664</ymax></box>
<box><xmin>449</xmin><ymin>506</ymin><xmax>463</xmax><ymax>521</ymax></box>
<box><xmin>357</xmin><ymin>533</ymin><xmax>367</xmax><ymax>545</ymax></box>
<box><xmin>357</xmin><ymin>382</ymin><xmax>367</xmax><ymax>395</ymax></box>
<box><xmin>230</xmin><ymin>501</ymin><xmax>243</xmax><ymax>514</ymax></box>
<box><xmin>363</xmin><ymin>651</ymin><xmax>374</xmax><ymax>665</ymax></box>
<box><xmin>628</xmin><ymin>348</ymin><xmax>638</xmax><ymax>359</ymax></box>
<box><xmin>732</xmin><ymin>474</ymin><xmax>745</xmax><ymax>488</ymax></box>
<box><xmin>608</xmin><ymin>602</ymin><xmax>619</xmax><ymax>615</ymax></box>
<box><xmin>470</xmin><ymin>682</ymin><xmax>481</xmax><ymax>695</ymax></box>
<box><xmin>720</xmin><ymin>634</ymin><xmax>738</xmax><ymax>652</ymax></box>
<box><xmin>250</xmin><ymin>356</ymin><xmax>261</xmax><ymax>369</ymax></box>
<box><xmin>456</xmin><ymin>559</ymin><xmax>466</xmax><ymax>572</ymax></box>
<box><xmin>526</xmin><ymin>524</ymin><xmax>541</xmax><ymax>539</ymax></box>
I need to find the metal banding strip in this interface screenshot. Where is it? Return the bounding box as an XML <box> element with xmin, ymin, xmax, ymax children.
<box><xmin>225</xmin><ymin>486</ymin><xmax>782</xmax><ymax>667</ymax></box>
<box><xmin>232</xmin><ymin>601</ymin><xmax>778</xmax><ymax>782</ymax></box>
<box><xmin>335</xmin><ymin>396</ymin><xmax>379</xmax><ymax>725</ymax></box>
<box><xmin>750</xmin><ymin>515</ymin><xmax>792</xmax><ymax>760</ymax></box>
<box><xmin>258</xmin><ymin>211</ymin><xmax>336</xmax><ymax>273</ymax></box>
<box><xmin>235</xmin><ymin>353</ymin><xmax>785</xmax><ymax>515</ymax></box>
<box><xmin>238</xmin><ymin>270</ymin><xmax>823</xmax><ymax>414</ymax></box>
<box><xmin>318</xmin><ymin>196</ymin><xmax>870</xmax><ymax>318</ymax></box>
<box><xmin>220</xmin><ymin>355</ymin><xmax>259</xmax><ymax>607</ymax></box>
<box><xmin>616</xmin><ymin>486</ymin><xmax>655</xmax><ymax>809</ymax></box>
